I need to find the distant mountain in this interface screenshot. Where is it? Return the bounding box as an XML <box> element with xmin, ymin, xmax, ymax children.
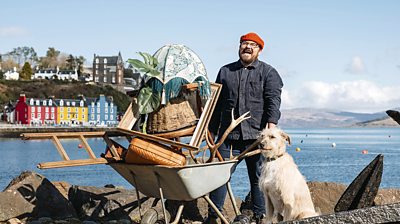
<box><xmin>279</xmin><ymin>108</ymin><xmax>399</xmax><ymax>128</ymax></box>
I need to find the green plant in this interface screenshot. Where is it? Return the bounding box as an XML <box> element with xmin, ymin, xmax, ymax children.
<box><xmin>127</xmin><ymin>52</ymin><xmax>161</xmax><ymax>114</ymax></box>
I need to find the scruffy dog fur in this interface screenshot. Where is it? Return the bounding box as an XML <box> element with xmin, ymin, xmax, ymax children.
<box><xmin>258</xmin><ymin>128</ymin><xmax>318</xmax><ymax>223</ymax></box>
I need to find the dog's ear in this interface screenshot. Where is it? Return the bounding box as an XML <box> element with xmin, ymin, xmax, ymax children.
<box><xmin>281</xmin><ymin>131</ymin><xmax>291</xmax><ymax>145</ymax></box>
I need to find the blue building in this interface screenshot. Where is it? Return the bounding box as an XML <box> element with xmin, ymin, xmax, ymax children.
<box><xmin>87</xmin><ymin>94</ymin><xmax>118</xmax><ymax>126</ymax></box>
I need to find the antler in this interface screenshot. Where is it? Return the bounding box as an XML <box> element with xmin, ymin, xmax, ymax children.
<box><xmin>206</xmin><ymin>110</ymin><xmax>251</xmax><ymax>162</ymax></box>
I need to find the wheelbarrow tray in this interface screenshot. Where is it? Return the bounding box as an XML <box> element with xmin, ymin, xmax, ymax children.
<box><xmin>109</xmin><ymin>160</ymin><xmax>237</xmax><ymax>201</ymax></box>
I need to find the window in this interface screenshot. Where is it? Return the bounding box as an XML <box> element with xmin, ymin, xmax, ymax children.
<box><xmin>95</xmin><ymin>76</ymin><xmax>99</xmax><ymax>82</ymax></box>
<box><xmin>105</xmin><ymin>102</ymin><xmax>108</xmax><ymax>107</ymax></box>
<box><xmin>97</xmin><ymin>102</ymin><xmax>100</xmax><ymax>107</ymax></box>
<box><xmin>75</xmin><ymin>108</ymin><xmax>78</xmax><ymax>112</ymax></box>
<box><xmin>82</xmin><ymin>108</ymin><xmax>85</xmax><ymax>112</ymax></box>
<box><xmin>112</xmin><ymin>75</ymin><xmax>115</xmax><ymax>83</ymax></box>
<box><xmin>110</xmin><ymin>108</ymin><xmax>113</xmax><ymax>113</ymax></box>
<box><xmin>61</xmin><ymin>114</ymin><xmax>63</xmax><ymax>119</ymax></box>
<box><xmin>60</xmin><ymin>107</ymin><xmax>64</xmax><ymax>112</ymax></box>
<box><xmin>91</xmin><ymin>114</ymin><xmax>94</xmax><ymax>120</ymax></box>
<box><xmin>97</xmin><ymin>108</ymin><xmax>100</xmax><ymax>113</ymax></box>
<box><xmin>91</xmin><ymin>108</ymin><xmax>94</xmax><ymax>113</ymax></box>
<box><xmin>80</xmin><ymin>101</ymin><xmax>84</xmax><ymax>107</ymax></box>
<box><xmin>110</xmin><ymin>116</ymin><xmax>113</xmax><ymax>120</ymax></box>
<box><xmin>45</xmin><ymin>113</ymin><xmax>49</xmax><ymax>119</ymax></box>
<box><xmin>38</xmin><ymin>113</ymin><xmax>41</xmax><ymax>119</ymax></box>
<box><xmin>67</xmin><ymin>107</ymin><xmax>71</xmax><ymax>112</ymax></box>
<box><xmin>43</xmin><ymin>101</ymin><xmax>47</xmax><ymax>106</ymax></box>
<box><xmin>96</xmin><ymin>64</ymin><xmax>99</xmax><ymax>69</ymax></box>
<box><xmin>31</xmin><ymin>107</ymin><xmax>35</xmax><ymax>112</ymax></box>
<box><xmin>66</xmin><ymin>101</ymin><xmax>70</xmax><ymax>106</ymax></box>
<box><xmin>60</xmin><ymin>100</ymin><xmax>64</xmax><ymax>106</ymax></box>
<box><xmin>104</xmin><ymin>58</ymin><xmax>107</xmax><ymax>63</ymax></box>
<box><xmin>105</xmin><ymin>108</ymin><xmax>108</xmax><ymax>113</ymax></box>
<box><xmin>38</xmin><ymin>107</ymin><xmax>41</xmax><ymax>112</ymax></box>
<box><xmin>45</xmin><ymin>107</ymin><xmax>49</xmax><ymax>112</ymax></box>
<box><xmin>68</xmin><ymin>114</ymin><xmax>70</xmax><ymax>119</ymax></box>
<box><xmin>105</xmin><ymin>114</ymin><xmax>108</xmax><ymax>120</ymax></box>
<box><xmin>31</xmin><ymin>113</ymin><xmax>35</xmax><ymax>118</ymax></box>
<box><xmin>30</xmin><ymin>99</ymin><xmax>34</xmax><ymax>105</ymax></box>
<box><xmin>97</xmin><ymin>115</ymin><xmax>100</xmax><ymax>121</ymax></box>
<box><xmin>51</xmin><ymin>113</ymin><xmax>54</xmax><ymax>119</ymax></box>
<box><xmin>103</xmin><ymin>76</ymin><xmax>107</xmax><ymax>82</ymax></box>
<box><xmin>82</xmin><ymin>114</ymin><xmax>85</xmax><ymax>119</ymax></box>
<box><xmin>51</xmin><ymin>107</ymin><xmax>55</xmax><ymax>112</ymax></box>
<box><xmin>91</xmin><ymin>102</ymin><xmax>95</xmax><ymax>107</ymax></box>
<box><xmin>49</xmin><ymin>100</ymin><xmax>52</xmax><ymax>106</ymax></box>
<box><xmin>36</xmin><ymin>100</ymin><xmax>40</xmax><ymax>106</ymax></box>
<box><xmin>96</xmin><ymin>58</ymin><xmax>99</xmax><ymax>64</ymax></box>
<box><xmin>72</xmin><ymin>101</ymin><xmax>75</xmax><ymax>106</ymax></box>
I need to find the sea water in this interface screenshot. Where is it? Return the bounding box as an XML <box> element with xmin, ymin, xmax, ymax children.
<box><xmin>0</xmin><ymin>128</ymin><xmax>399</xmax><ymax>200</ymax></box>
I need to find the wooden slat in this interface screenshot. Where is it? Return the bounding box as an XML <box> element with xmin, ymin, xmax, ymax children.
<box><xmin>79</xmin><ymin>135</ymin><xmax>96</xmax><ymax>159</ymax></box>
<box><xmin>115</xmin><ymin>128</ymin><xmax>199</xmax><ymax>151</ymax></box>
<box><xmin>38</xmin><ymin>158</ymin><xmax>109</xmax><ymax>169</ymax></box>
<box><xmin>22</xmin><ymin>131</ymin><xmax>106</xmax><ymax>139</ymax></box>
<box><xmin>103</xmin><ymin>133</ymin><xmax>121</xmax><ymax>160</ymax></box>
<box><xmin>190</xmin><ymin>83</ymin><xmax>222</xmax><ymax>147</ymax></box>
<box><xmin>51</xmin><ymin>136</ymin><xmax>70</xmax><ymax>161</ymax></box>
<box><xmin>118</xmin><ymin>98</ymin><xmax>140</xmax><ymax>130</ymax></box>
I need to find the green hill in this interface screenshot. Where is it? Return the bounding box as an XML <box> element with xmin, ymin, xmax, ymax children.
<box><xmin>0</xmin><ymin>80</ymin><xmax>131</xmax><ymax>114</ymax></box>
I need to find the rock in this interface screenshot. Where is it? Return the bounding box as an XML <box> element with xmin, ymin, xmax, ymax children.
<box><xmin>68</xmin><ymin>185</ymin><xmax>241</xmax><ymax>223</ymax></box>
<box><xmin>308</xmin><ymin>181</ymin><xmax>347</xmax><ymax>214</ymax></box>
<box><xmin>68</xmin><ymin>185</ymin><xmax>153</xmax><ymax>221</ymax></box>
<box><xmin>167</xmin><ymin>196</ymin><xmax>241</xmax><ymax>223</ymax></box>
<box><xmin>308</xmin><ymin>181</ymin><xmax>400</xmax><ymax>215</ymax></box>
<box><xmin>284</xmin><ymin>202</ymin><xmax>400</xmax><ymax>224</ymax></box>
<box><xmin>0</xmin><ymin>171</ymin><xmax>77</xmax><ymax>222</ymax></box>
<box><xmin>6</xmin><ymin>218</ymin><xmax>23</xmax><ymax>224</ymax></box>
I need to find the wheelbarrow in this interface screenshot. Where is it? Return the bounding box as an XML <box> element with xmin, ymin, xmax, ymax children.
<box><xmin>110</xmin><ymin>159</ymin><xmax>239</xmax><ymax>224</ymax></box>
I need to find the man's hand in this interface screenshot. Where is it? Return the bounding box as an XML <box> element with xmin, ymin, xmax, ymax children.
<box><xmin>267</xmin><ymin>123</ymin><xmax>276</xmax><ymax>129</ymax></box>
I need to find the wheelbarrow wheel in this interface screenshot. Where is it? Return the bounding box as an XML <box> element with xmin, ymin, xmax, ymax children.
<box><xmin>141</xmin><ymin>208</ymin><xmax>171</xmax><ymax>224</ymax></box>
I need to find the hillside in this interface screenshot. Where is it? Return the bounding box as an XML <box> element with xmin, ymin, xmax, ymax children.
<box><xmin>0</xmin><ymin>80</ymin><xmax>131</xmax><ymax>113</ymax></box>
<box><xmin>279</xmin><ymin>108</ymin><xmax>398</xmax><ymax>128</ymax></box>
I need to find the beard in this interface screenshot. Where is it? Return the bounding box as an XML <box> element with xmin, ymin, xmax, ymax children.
<box><xmin>239</xmin><ymin>48</ymin><xmax>259</xmax><ymax>65</ymax></box>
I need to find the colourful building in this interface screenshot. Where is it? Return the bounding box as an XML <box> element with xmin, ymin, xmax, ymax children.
<box><xmin>87</xmin><ymin>94</ymin><xmax>118</xmax><ymax>126</ymax></box>
<box><xmin>14</xmin><ymin>94</ymin><xmax>58</xmax><ymax>125</ymax></box>
<box><xmin>55</xmin><ymin>99</ymin><xmax>88</xmax><ymax>125</ymax></box>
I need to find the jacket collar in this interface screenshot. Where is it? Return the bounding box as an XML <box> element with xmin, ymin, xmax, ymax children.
<box><xmin>237</xmin><ymin>59</ymin><xmax>260</xmax><ymax>69</ymax></box>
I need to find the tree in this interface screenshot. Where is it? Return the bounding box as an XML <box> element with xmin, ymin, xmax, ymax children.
<box><xmin>6</xmin><ymin>46</ymin><xmax>38</xmax><ymax>67</ymax></box>
<box><xmin>75</xmin><ymin>55</ymin><xmax>86</xmax><ymax>75</ymax></box>
<box><xmin>1</xmin><ymin>58</ymin><xmax>19</xmax><ymax>71</ymax></box>
<box><xmin>39</xmin><ymin>47</ymin><xmax>61</xmax><ymax>68</ymax></box>
<box><xmin>20</xmin><ymin>62</ymin><xmax>33</xmax><ymax>80</ymax></box>
<box><xmin>66</xmin><ymin>54</ymin><xmax>75</xmax><ymax>70</ymax></box>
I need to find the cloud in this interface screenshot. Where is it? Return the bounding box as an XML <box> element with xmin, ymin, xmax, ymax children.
<box><xmin>282</xmin><ymin>80</ymin><xmax>400</xmax><ymax>113</ymax></box>
<box><xmin>345</xmin><ymin>56</ymin><xmax>366</xmax><ymax>74</ymax></box>
<box><xmin>0</xmin><ymin>26</ymin><xmax>27</xmax><ymax>37</ymax></box>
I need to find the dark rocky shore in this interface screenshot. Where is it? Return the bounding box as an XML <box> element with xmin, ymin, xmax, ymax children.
<box><xmin>1</xmin><ymin>171</ymin><xmax>400</xmax><ymax>223</ymax></box>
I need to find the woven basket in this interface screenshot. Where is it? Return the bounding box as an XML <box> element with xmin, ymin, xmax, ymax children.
<box><xmin>147</xmin><ymin>98</ymin><xmax>198</xmax><ymax>134</ymax></box>
<box><xmin>125</xmin><ymin>138</ymin><xmax>186</xmax><ymax>166</ymax></box>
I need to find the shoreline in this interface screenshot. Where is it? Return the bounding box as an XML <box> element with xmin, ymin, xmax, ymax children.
<box><xmin>0</xmin><ymin>126</ymin><xmax>116</xmax><ymax>138</ymax></box>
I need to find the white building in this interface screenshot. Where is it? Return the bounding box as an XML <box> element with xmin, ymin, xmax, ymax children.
<box><xmin>4</xmin><ymin>67</ymin><xmax>19</xmax><ymax>80</ymax></box>
<box><xmin>33</xmin><ymin>67</ymin><xmax>79</xmax><ymax>81</ymax></box>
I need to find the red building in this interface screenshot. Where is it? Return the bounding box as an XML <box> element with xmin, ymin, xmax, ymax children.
<box><xmin>15</xmin><ymin>94</ymin><xmax>58</xmax><ymax>125</ymax></box>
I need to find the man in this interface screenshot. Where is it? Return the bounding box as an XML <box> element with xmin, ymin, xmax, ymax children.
<box><xmin>205</xmin><ymin>32</ymin><xmax>283</xmax><ymax>224</ymax></box>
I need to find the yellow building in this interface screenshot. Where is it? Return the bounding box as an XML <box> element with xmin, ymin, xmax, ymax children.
<box><xmin>55</xmin><ymin>99</ymin><xmax>88</xmax><ymax>125</ymax></box>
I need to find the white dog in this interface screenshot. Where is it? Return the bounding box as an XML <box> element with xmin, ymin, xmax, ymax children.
<box><xmin>258</xmin><ymin>128</ymin><xmax>318</xmax><ymax>223</ymax></box>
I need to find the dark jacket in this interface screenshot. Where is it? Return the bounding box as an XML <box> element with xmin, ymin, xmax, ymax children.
<box><xmin>209</xmin><ymin>59</ymin><xmax>283</xmax><ymax>140</ymax></box>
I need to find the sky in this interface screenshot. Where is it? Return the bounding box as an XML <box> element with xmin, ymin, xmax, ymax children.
<box><xmin>1</xmin><ymin>0</ymin><xmax>400</xmax><ymax>113</ymax></box>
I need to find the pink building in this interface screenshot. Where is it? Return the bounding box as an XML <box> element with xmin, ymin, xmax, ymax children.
<box><xmin>15</xmin><ymin>94</ymin><xmax>58</xmax><ymax>125</ymax></box>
